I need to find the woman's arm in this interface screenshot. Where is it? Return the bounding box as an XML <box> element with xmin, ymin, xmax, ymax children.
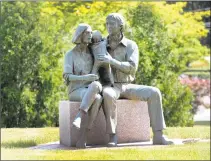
<box><xmin>63</xmin><ymin>73</ymin><xmax>99</xmax><ymax>82</ymax></box>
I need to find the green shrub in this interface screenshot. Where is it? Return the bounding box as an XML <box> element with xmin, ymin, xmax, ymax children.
<box><xmin>0</xmin><ymin>2</ymin><xmax>68</xmax><ymax>127</ymax></box>
<box><xmin>158</xmin><ymin>73</ymin><xmax>194</xmax><ymax>126</ymax></box>
<box><xmin>128</xmin><ymin>2</ymin><xmax>209</xmax><ymax>126</ymax></box>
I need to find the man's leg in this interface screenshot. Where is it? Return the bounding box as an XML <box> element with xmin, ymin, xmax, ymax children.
<box><xmin>102</xmin><ymin>86</ymin><xmax>120</xmax><ymax>147</ymax></box>
<box><xmin>121</xmin><ymin>84</ymin><xmax>173</xmax><ymax>145</ymax></box>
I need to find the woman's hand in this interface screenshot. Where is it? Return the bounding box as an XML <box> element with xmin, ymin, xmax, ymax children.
<box><xmin>83</xmin><ymin>74</ymin><xmax>99</xmax><ymax>81</ymax></box>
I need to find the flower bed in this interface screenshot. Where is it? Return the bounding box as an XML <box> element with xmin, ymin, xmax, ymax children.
<box><xmin>179</xmin><ymin>74</ymin><xmax>210</xmax><ymax>113</ymax></box>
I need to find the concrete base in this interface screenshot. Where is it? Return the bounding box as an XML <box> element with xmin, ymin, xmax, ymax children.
<box><xmin>59</xmin><ymin>100</ymin><xmax>150</xmax><ymax>147</ymax></box>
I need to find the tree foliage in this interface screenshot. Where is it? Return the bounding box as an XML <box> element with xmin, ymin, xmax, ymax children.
<box><xmin>0</xmin><ymin>1</ymin><xmax>209</xmax><ymax>127</ymax></box>
<box><xmin>0</xmin><ymin>2</ymin><xmax>68</xmax><ymax>127</ymax></box>
<box><xmin>129</xmin><ymin>2</ymin><xmax>209</xmax><ymax>126</ymax></box>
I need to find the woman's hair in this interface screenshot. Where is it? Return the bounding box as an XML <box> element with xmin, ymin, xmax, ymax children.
<box><xmin>72</xmin><ymin>23</ymin><xmax>91</xmax><ymax>44</ymax></box>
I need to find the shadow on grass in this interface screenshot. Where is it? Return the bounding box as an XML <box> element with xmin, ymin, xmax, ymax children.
<box><xmin>1</xmin><ymin>140</ymin><xmax>37</xmax><ymax>148</ymax></box>
<box><xmin>194</xmin><ymin>121</ymin><xmax>210</xmax><ymax>126</ymax></box>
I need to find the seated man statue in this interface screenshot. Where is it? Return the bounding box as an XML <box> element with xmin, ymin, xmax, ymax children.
<box><xmin>97</xmin><ymin>13</ymin><xmax>174</xmax><ymax>147</ymax></box>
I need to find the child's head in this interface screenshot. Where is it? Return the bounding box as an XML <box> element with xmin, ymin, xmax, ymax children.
<box><xmin>92</xmin><ymin>30</ymin><xmax>102</xmax><ymax>43</ymax></box>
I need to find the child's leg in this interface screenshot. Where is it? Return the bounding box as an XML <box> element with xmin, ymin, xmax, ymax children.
<box><xmin>91</xmin><ymin>61</ymin><xmax>101</xmax><ymax>75</ymax></box>
<box><xmin>108</xmin><ymin>65</ymin><xmax>114</xmax><ymax>86</ymax></box>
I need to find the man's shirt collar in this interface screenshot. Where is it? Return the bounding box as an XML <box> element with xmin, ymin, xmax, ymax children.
<box><xmin>120</xmin><ymin>36</ymin><xmax>127</xmax><ymax>47</ymax></box>
<box><xmin>106</xmin><ymin>35</ymin><xmax>127</xmax><ymax>47</ymax></box>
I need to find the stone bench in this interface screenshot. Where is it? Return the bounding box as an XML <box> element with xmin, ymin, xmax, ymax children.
<box><xmin>59</xmin><ymin>100</ymin><xmax>150</xmax><ymax>147</ymax></box>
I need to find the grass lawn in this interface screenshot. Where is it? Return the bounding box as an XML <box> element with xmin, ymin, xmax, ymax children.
<box><xmin>1</xmin><ymin>124</ymin><xmax>210</xmax><ymax>160</ymax></box>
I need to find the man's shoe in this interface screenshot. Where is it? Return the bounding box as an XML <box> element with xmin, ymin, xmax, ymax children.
<box><xmin>107</xmin><ymin>134</ymin><xmax>117</xmax><ymax>147</ymax></box>
<box><xmin>153</xmin><ymin>130</ymin><xmax>174</xmax><ymax>145</ymax></box>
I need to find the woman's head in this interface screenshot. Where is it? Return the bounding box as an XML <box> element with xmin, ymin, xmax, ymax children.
<box><xmin>72</xmin><ymin>23</ymin><xmax>92</xmax><ymax>44</ymax></box>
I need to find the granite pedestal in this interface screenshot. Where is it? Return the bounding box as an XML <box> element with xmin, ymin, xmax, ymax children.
<box><xmin>59</xmin><ymin>100</ymin><xmax>150</xmax><ymax>147</ymax></box>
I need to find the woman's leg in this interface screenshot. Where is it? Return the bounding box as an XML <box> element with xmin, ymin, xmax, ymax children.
<box><xmin>80</xmin><ymin>81</ymin><xmax>102</xmax><ymax>113</ymax></box>
<box><xmin>70</xmin><ymin>82</ymin><xmax>103</xmax><ymax>148</ymax></box>
<box><xmin>76</xmin><ymin>94</ymin><xmax>103</xmax><ymax>149</ymax></box>
<box><xmin>69</xmin><ymin>88</ymin><xmax>87</xmax><ymax>129</ymax></box>
<box><xmin>77</xmin><ymin>82</ymin><xmax>102</xmax><ymax>149</ymax></box>
<box><xmin>72</xmin><ymin>81</ymin><xmax>102</xmax><ymax>128</ymax></box>
<box><xmin>87</xmin><ymin>94</ymin><xmax>103</xmax><ymax>129</ymax></box>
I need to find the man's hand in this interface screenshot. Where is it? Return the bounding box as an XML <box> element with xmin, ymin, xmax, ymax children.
<box><xmin>83</xmin><ymin>74</ymin><xmax>99</xmax><ymax>81</ymax></box>
<box><xmin>97</xmin><ymin>52</ymin><xmax>113</xmax><ymax>64</ymax></box>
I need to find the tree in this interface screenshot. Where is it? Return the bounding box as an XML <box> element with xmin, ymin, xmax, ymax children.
<box><xmin>0</xmin><ymin>2</ymin><xmax>69</xmax><ymax>127</ymax></box>
<box><xmin>0</xmin><ymin>2</ymin><xmax>43</xmax><ymax>127</ymax></box>
<box><xmin>129</xmin><ymin>2</ymin><xmax>209</xmax><ymax>126</ymax></box>
<box><xmin>1</xmin><ymin>1</ymin><xmax>209</xmax><ymax>127</ymax></box>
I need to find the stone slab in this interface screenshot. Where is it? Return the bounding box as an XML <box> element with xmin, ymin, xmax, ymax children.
<box><xmin>59</xmin><ymin>100</ymin><xmax>150</xmax><ymax>147</ymax></box>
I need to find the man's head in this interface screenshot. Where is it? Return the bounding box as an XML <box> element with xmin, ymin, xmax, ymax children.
<box><xmin>106</xmin><ymin>13</ymin><xmax>125</xmax><ymax>36</ymax></box>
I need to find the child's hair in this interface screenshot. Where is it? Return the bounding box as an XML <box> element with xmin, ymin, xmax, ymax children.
<box><xmin>92</xmin><ymin>30</ymin><xmax>102</xmax><ymax>42</ymax></box>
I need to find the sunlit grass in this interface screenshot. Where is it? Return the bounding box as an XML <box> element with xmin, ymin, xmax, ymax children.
<box><xmin>1</xmin><ymin>127</ymin><xmax>59</xmax><ymax>148</ymax></box>
<box><xmin>162</xmin><ymin>125</ymin><xmax>210</xmax><ymax>139</ymax></box>
<box><xmin>1</xmin><ymin>125</ymin><xmax>210</xmax><ymax>160</ymax></box>
<box><xmin>1</xmin><ymin>142</ymin><xmax>210</xmax><ymax>160</ymax></box>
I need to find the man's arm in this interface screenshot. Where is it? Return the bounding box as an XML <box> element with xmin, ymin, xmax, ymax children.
<box><xmin>97</xmin><ymin>42</ymin><xmax>139</xmax><ymax>74</ymax></box>
<box><xmin>108</xmin><ymin>56</ymin><xmax>134</xmax><ymax>74</ymax></box>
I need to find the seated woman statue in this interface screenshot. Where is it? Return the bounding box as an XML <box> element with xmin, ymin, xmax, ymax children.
<box><xmin>63</xmin><ymin>23</ymin><xmax>103</xmax><ymax>149</ymax></box>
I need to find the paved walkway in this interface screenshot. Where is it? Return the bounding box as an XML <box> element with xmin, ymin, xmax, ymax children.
<box><xmin>194</xmin><ymin>106</ymin><xmax>210</xmax><ymax>121</ymax></box>
<box><xmin>29</xmin><ymin>139</ymin><xmax>210</xmax><ymax>150</ymax></box>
